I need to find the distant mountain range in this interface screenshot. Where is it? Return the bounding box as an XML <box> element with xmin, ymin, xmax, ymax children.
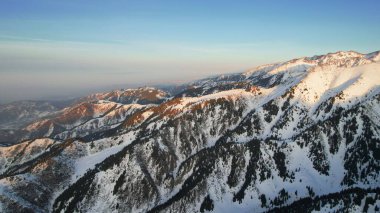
<box><xmin>0</xmin><ymin>87</ymin><xmax>171</xmax><ymax>146</ymax></box>
<box><xmin>0</xmin><ymin>50</ymin><xmax>380</xmax><ymax>212</ymax></box>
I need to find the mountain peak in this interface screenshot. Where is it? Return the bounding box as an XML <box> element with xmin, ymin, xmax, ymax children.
<box><xmin>245</xmin><ymin>50</ymin><xmax>379</xmax><ymax>77</ymax></box>
<box><xmin>365</xmin><ymin>50</ymin><xmax>380</xmax><ymax>61</ymax></box>
<box><xmin>80</xmin><ymin>87</ymin><xmax>169</xmax><ymax>105</ymax></box>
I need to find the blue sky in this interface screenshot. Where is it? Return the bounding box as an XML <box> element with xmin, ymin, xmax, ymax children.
<box><xmin>0</xmin><ymin>0</ymin><xmax>380</xmax><ymax>103</ymax></box>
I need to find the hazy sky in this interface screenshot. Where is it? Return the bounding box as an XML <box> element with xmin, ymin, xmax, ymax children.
<box><xmin>1</xmin><ymin>0</ymin><xmax>380</xmax><ymax>103</ymax></box>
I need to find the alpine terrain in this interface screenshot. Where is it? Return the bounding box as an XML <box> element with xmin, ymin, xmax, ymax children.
<box><xmin>0</xmin><ymin>50</ymin><xmax>380</xmax><ymax>213</ymax></box>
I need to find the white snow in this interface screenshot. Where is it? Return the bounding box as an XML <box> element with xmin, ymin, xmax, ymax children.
<box><xmin>72</xmin><ymin>131</ymin><xmax>136</xmax><ymax>182</ymax></box>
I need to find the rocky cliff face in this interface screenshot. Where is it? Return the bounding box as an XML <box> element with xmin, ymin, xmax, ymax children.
<box><xmin>0</xmin><ymin>51</ymin><xmax>380</xmax><ymax>213</ymax></box>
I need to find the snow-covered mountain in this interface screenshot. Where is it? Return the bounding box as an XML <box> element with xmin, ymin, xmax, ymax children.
<box><xmin>0</xmin><ymin>50</ymin><xmax>380</xmax><ymax>213</ymax></box>
<box><xmin>0</xmin><ymin>100</ymin><xmax>73</xmax><ymax>129</ymax></box>
<box><xmin>0</xmin><ymin>100</ymin><xmax>75</xmax><ymax>146</ymax></box>
<box><xmin>0</xmin><ymin>87</ymin><xmax>169</xmax><ymax>146</ymax></box>
<box><xmin>78</xmin><ymin>87</ymin><xmax>170</xmax><ymax>105</ymax></box>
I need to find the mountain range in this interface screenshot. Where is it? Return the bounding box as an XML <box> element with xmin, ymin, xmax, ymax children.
<box><xmin>0</xmin><ymin>50</ymin><xmax>380</xmax><ymax>212</ymax></box>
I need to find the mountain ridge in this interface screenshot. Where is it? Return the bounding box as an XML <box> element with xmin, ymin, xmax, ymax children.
<box><xmin>0</xmin><ymin>50</ymin><xmax>379</xmax><ymax>212</ymax></box>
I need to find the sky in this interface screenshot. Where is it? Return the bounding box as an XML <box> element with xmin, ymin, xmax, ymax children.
<box><xmin>0</xmin><ymin>0</ymin><xmax>380</xmax><ymax>103</ymax></box>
